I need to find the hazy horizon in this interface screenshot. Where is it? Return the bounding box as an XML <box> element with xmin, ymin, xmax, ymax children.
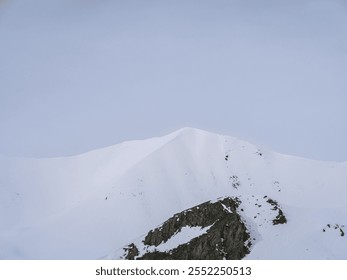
<box><xmin>1</xmin><ymin>0</ymin><xmax>346</xmax><ymax>161</ymax></box>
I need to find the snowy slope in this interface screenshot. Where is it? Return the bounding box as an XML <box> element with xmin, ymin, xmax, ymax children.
<box><xmin>0</xmin><ymin>128</ymin><xmax>346</xmax><ymax>259</ymax></box>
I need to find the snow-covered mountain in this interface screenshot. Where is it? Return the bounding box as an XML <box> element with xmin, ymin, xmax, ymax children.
<box><xmin>0</xmin><ymin>128</ymin><xmax>346</xmax><ymax>259</ymax></box>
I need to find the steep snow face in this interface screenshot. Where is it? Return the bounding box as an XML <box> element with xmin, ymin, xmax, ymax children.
<box><xmin>0</xmin><ymin>128</ymin><xmax>346</xmax><ymax>259</ymax></box>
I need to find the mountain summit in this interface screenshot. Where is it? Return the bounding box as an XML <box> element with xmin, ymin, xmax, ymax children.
<box><xmin>0</xmin><ymin>128</ymin><xmax>346</xmax><ymax>259</ymax></box>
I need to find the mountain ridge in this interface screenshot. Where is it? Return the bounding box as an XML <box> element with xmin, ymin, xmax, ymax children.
<box><xmin>2</xmin><ymin>127</ymin><xmax>345</xmax><ymax>165</ymax></box>
<box><xmin>0</xmin><ymin>127</ymin><xmax>346</xmax><ymax>259</ymax></box>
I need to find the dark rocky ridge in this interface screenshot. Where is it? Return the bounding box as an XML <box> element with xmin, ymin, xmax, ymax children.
<box><xmin>122</xmin><ymin>197</ymin><xmax>251</xmax><ymax>260</ymax></box>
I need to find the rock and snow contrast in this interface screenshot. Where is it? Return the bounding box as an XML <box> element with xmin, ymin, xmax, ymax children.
<box><xmin>117</xmin><ymin>197</ymin><xmax>251</xmax><ymax>260</ymax></box>
<box><xmin>0</xmin><ymin>128</ymin><xmax>346</xmax><ymax>259</ymax></box>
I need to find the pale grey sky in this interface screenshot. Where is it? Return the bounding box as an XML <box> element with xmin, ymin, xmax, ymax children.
<box><xmin>1</xmin><ymin>0</ymin><xmax>346</xmax><ymax>161</ymax></box>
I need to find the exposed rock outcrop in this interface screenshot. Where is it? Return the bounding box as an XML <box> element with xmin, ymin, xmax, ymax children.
<box><xmin>122</xmin><ymin>197</ymin><xmax>251</xmax><ymax>260</ymax></box>
<box><xmin>322</xmin><ymin>224</ymin><xmax>345</xmax><ymax>237</ymax></box>
<box><xmin>266</xmin><ymin>198</ymin><xmax>287</xmax><ymax>225</ymax></box>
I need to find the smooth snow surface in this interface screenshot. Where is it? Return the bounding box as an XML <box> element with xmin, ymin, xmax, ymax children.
<box><xmin>154</xmin><ymin>225</ymin><xmax>212</xmax><ymax>252</ymax></box>
<box><xmin>0</xmin><ymin>128</ymin><xmax>346</xmax><ymax>259</ymax></box>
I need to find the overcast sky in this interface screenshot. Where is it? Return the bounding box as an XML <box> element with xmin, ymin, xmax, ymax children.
<box><xmin>1</xmin><ymin>0</ymin><xmax>346</xmax><ymax>161</ymax></box>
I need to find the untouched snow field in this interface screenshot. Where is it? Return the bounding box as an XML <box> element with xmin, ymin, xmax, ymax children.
<box><xmin>0</xmin><ymin>128</ymin><xmax>346</xmax><ymax>259</ymax></box>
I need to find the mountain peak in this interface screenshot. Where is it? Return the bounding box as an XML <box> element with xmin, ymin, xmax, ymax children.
<box><xmin>1</xmin><ymin>127</ymin><xmax>347</xmax><ymax>260</ymax></box>
<box><xmin>172</xmin><ymin>127</ymin><xmax>209</xmax><ymax>136</ymax></box>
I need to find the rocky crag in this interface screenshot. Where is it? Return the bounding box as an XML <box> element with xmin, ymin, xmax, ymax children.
<box><xmin>122</xmin><ymin>197</ymin><xmax>251</xmax><ymax>260</ymax></box>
